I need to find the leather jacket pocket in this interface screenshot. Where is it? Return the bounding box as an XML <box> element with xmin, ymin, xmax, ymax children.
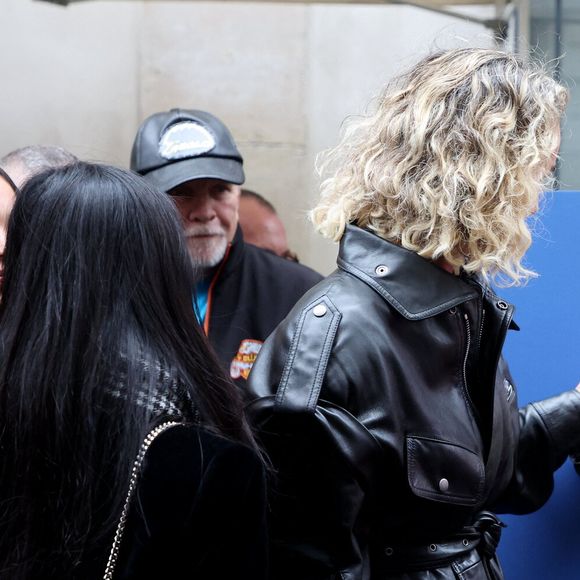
<box><xmin>406</xmin><ymin>436</ymin><xmax>485</xmax><ymax>506</ymax></box>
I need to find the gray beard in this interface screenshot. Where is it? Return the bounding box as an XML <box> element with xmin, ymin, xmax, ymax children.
<box><xmin>189</xmin><ymin>240</ymin><xmax>227</xmax><ymax>276</ymax></box>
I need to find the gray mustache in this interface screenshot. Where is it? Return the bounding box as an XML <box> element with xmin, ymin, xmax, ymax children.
<box><xmin>184</xmin><ymin>227</ymin><xmax>225</xmax><ymax>237</ymax></box>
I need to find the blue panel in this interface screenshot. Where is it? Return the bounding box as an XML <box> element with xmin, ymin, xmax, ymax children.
<box><xmin>496</xmin><ymin>191</ymin><xmax>580</xmax><ymax>579</ymax></box>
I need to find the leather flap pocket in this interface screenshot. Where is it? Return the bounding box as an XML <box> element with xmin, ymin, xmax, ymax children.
<box><xmin>406</xmin><ymin>435</ymin><xmax>484</xmax><ymax>506</ymax></box>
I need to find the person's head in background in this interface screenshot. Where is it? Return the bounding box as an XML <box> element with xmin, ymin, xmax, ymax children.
<box><xmin>0</xmin><ymin>168</ymin><xmax>17</xmax><ymax>271</ymax></box>
<box><xmin>0</xmin><ymin>161</ymin><xmax>256</xmax><ymax>578</ymax></box>
<box><xmin>0</xmin><ymin>146</ymin><xmax>78</xmax><ymax>280</ymax></box>
<box><xmin>239</xmin><ymin>189</ymin><xmax>295</xmax><ymax>259</ymax></box>
<box><xmin>0</xmin><ymin>145</ymin><xmax>78</xmax><ymax>192</ymax></box>
<box><xmin>0</xmin><ymin>167</ymin><xmax>18</xmax><ymax>211</ymax></box>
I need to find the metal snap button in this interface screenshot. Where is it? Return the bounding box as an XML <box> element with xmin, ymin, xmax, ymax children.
<box><xmin>449</xmin><ymin>307</ymin><xmax>457</xmax><ymax>315</ymax></box>
<box><xmin>497</xmin><ymin>300</ymin><xmax>508</xmax><ymax>310</ymax></box>
<box><xmin>385</xmin><ymin>547</ymin><xmax>394</xmax><ymax>556</ymax></box>
<box><xmin>462</xmin><ymin>539</ymin><xmax>470</xmax><ymax>547</ymax></box>
<box><xmin>313</xmin><ymin>304</ymin><xmax>327</xmax><ymax>317</ymax></box>
<box><xmin>438</xmin><ymin>478</ymin><xmax>449</xmax><ymax>492</ymax></box>
<box><xmin>375</xmin><ymin>265</ymin><xmax>389</xmax><ymax>277</ymax></box>
<box><xmin>429</xmin><ymin>544</ymin><xmax>437</xmax><ymax>552</ymax></box>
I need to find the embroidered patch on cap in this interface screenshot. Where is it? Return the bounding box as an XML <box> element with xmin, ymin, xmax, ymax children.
<box><xmin>158</xmin><ymin>121</ymin><xmax>216</xmax><ymax>160</ymax></box>
<box><xmin>230</xmin><ymin>339</ymin><xmax>263</xmax><ymax>380</ymax></box>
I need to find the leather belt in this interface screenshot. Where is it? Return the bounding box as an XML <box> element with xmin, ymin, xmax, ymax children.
<box><xmin>377</xmin><ymin>511</ymin><xmax>506</xmax><ymax>576</ymax></box>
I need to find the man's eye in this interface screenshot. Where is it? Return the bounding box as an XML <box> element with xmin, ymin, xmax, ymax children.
<box><xmin>168</xmin><ymin>188</ymin><xmax>189</xmax><ymax>198</ymax></box>
<box><xmin>213</xmin><ymin>185</ymin><xmax>231</xmax><ymax>196</ymax></box>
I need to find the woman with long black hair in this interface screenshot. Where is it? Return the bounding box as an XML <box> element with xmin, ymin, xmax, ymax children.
<box><xmin>0</xmin><ymin>162</ymin><xmax>267</xmax><ymax>579</ymax></box>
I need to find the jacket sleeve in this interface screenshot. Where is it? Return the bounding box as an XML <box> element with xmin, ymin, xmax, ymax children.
<box><xmin>494</xmin><ymin>389</ymin><xmax>580</xmax><ymax>514</ymax></box>
<box><xmin>247</xmin><ymin>296</ymin><xmax>377</xmax><ymax>580</ymax></box>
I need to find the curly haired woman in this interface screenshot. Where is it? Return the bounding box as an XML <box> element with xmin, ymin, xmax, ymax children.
<box><xmin>247</xmin><ymin>48</ymin><xmax>579</xmax><ymax>580</ymax></box>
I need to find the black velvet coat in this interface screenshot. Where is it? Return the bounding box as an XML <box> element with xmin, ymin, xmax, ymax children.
<box><xmin>82</xmin><ymin>425</ymin><xmax>268</xmax><ymax>580</ymax></box>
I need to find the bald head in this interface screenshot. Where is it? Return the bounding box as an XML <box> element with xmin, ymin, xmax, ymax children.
<box><xmin>0</xmin><ymin>146</ymin><xmax>78</xmax><ymax>281</ymax></box>
<box><xmin>0</xmin><ymin>144</ymin><xmax>77</xmax><ymax>217</ymax></box>
<box><xmin>0</xmin><ymin>145</ymin><xmax>78</xmax><ymax>189</ymax></box>
<box><xmin>239</xmin><ymin>190</ymin><xmax>289</xmax><ymax>257</ymax></box>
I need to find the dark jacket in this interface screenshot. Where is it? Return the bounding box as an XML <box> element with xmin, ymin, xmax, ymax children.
<box><xmin>247</xmin><ymin>225</ymin><xmax>580</xmax><ymax>580</ymax></box>
<box><xmin>81</xmin><ymin>425</ymin><xmax>268</xmax><ymax>580</ymax></box>
<box><xmin>204</xmin><ymin>226</ymin><xmax>323</xmax><ymax>387</ymax></box>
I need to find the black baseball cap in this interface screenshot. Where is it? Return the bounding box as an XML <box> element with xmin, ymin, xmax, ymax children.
<box><xmin>130</xmin><ymin>108</ymin><xmax>245</xmax><ymax>192</ymax></box>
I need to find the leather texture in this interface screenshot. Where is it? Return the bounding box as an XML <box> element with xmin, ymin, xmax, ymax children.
<box><xmin>247</xmin><ymin>225</ymin><xmax>580</xmax><ymax>580</ymax></box>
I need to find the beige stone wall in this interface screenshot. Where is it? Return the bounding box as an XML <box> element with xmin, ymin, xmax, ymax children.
<box><xmin>0</xmin><ymin>0</ymin><xmax>493</xmax><ymax>273</ymax></box>
<box><xmin>0</xmin><ymin>0</ymin><xmax>141</xmax><ymax>165</ymax></box>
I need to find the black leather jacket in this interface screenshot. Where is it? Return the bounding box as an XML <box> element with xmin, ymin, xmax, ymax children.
<box><xmin>247</xmin><ymin>225</ymin><xmax>580</xmax><ymax>580</ymax></box>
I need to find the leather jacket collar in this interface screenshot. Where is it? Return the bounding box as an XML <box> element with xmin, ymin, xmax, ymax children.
<box><xmin>337</xmin><ymin>225</ymin><xmax>479</xmax><ymax>320</ymax></box>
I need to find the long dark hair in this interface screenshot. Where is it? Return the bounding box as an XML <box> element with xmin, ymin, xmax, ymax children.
<box><xmin>0</xmin><ymin>162</ymin><xmax>256</xmax><ymax>578</ymax></box>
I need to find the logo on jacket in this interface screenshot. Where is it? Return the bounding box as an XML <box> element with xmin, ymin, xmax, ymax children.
<box><xmin>230</xmin><ymin>339</ymin><xmax>263</xmax><ymax>380</ymax></box>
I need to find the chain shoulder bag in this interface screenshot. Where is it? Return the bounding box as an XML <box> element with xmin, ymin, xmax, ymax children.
<box><xmin>103</xmin><ymin>421</ymin><xmax>182</xmax><ymax>580</ymax></box>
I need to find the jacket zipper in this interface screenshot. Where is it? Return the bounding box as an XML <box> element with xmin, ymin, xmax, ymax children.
<box><xmin>462</xmin><ymin>313</ymin><xmax>476</xmax><ymax>414</ymax></box>
<box><xmin>478</xmin><ymin>309</ymin><xmax>486</xmax><ymax>349</ymax></box>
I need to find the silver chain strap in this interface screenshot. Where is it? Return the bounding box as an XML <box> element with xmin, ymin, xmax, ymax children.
<box><xmin>103</xmin><ymin>421</ymin><xmax>181</xmax><ymax>580</ymax></box>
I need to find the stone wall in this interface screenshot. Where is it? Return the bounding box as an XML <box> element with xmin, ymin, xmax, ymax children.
<box><xmin>0</xmin><ymin>0</ymin><xmax>493</xmax><ymax>273</ymax></box>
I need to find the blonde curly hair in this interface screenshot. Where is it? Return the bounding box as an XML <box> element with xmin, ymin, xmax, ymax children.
<box><xmin>312</xmin><ymin>48</ymin><xmax>568</xmax><ymax>285</ymax></box>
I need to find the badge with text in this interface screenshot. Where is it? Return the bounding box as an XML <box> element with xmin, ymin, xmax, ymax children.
<box><xmin>230</xmin><ymin>339</ymin><xmax>263</xmax><ymax>380</ymax></box>
<box><xmin>158</xmin><ymin>121</ymin><xmax>215</xmax><ymax>160</ymax></box>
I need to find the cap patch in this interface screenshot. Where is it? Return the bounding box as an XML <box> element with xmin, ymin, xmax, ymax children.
<box><xmin>158</xmin><ymin>121</ymin><xmax>216</xmax><ymax>160</ymax></box>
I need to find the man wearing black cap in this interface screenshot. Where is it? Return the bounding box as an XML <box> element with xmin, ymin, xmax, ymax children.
<box><xmin>131</xmin><ymin>109</ymin><xmax>322</xmax><ymax>387</ymax></box>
